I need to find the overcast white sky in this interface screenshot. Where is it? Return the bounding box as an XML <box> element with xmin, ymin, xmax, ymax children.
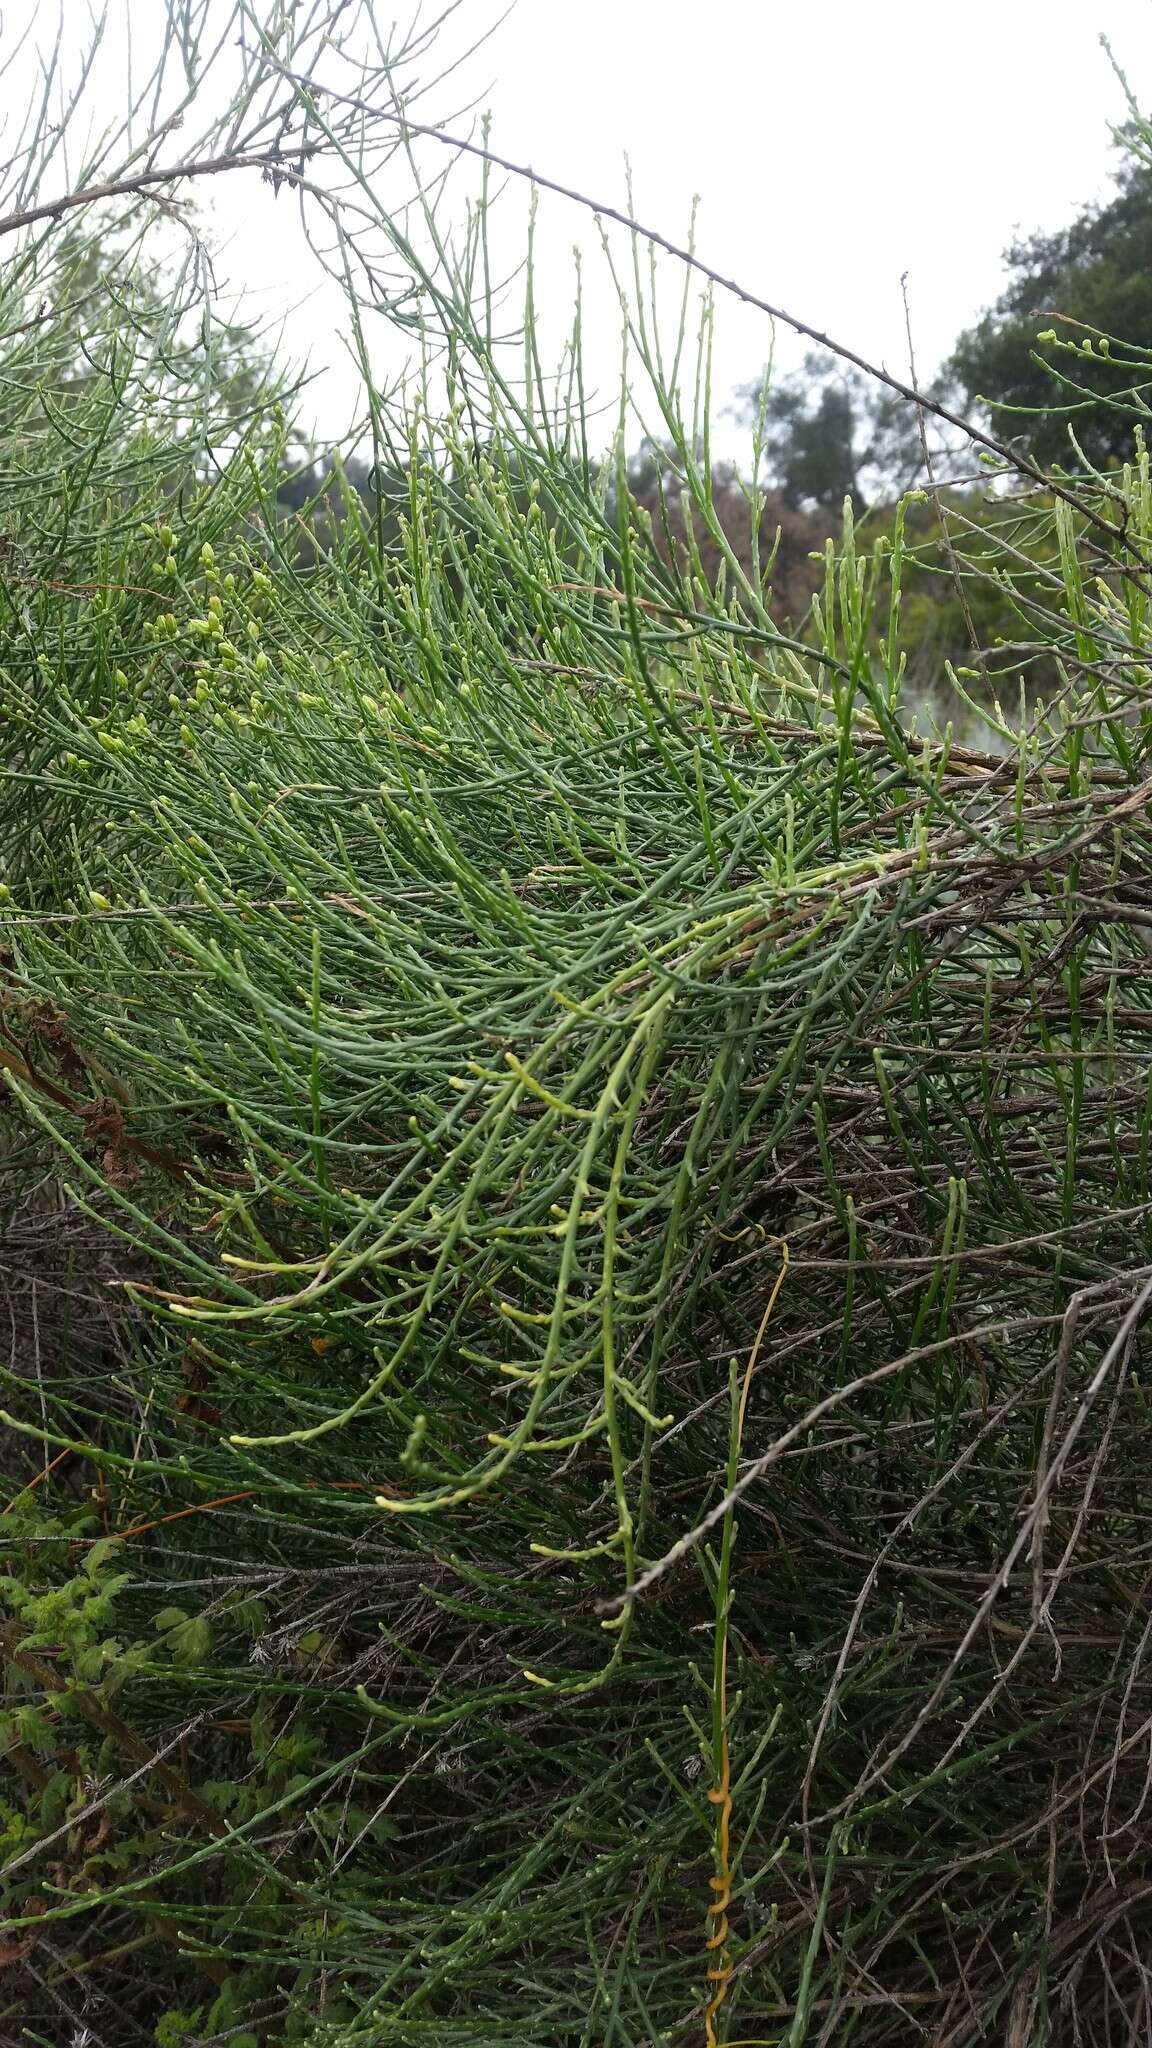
<box><xmin>196</xmin><ymin>0</ymin><xmax>1152</xmax><ymax>459</ymax></box>
<box><xmin>7</xmin><ymin>0</ymin><xmax>1152</xmax><ymax>460</ymax></box>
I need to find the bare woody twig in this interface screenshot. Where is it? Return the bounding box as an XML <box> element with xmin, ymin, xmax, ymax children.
<box><xmin>0</xmin><ymin>147</ymin><xmax>317</xmax><ymax>242</ymax></box>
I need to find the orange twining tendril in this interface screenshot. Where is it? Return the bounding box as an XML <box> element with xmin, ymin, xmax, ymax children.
<box><xmin>703</xmin><ymin>1731</ymin><xmax>734</xmax><ymax>2042</ymax></box>
<box><xmin>703</xmin><ymin>1246</ymin><xmax>789</xmax><ymax>2048</ymax></box>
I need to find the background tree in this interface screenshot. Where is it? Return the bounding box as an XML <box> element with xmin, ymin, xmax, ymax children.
<box><xmin>733</xmin><ymin>352</ymin><xmax>928</xmax><ymax>514</ymax></box>
<box><xmin>949</xmin><ymin>147</ymin><xmax>1152</xmax><ymax>468</ymax></box>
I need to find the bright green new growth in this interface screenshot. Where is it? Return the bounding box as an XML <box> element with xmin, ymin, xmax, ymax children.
<box><xmin>5</xmin><ymin>7</ymin><xmax>1152</xmax><ymax>2045</ymax></box>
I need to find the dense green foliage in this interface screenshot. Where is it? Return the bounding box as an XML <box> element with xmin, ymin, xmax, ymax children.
<box><xmin>732</xmin><ymin>354</ymin><xmax>926</xmax><ymax>513</ymax></box>
<box><xmin>949</xmin><ymin>152</ymin><xmax>1152</xmax><ymax>471</ymax></box>
<box><xmin>742</xmin><ymin>135</ymin><xmax>1152</xmax><ymax>497</ymax></box>
<box><xmin>6</xmin><ymin>10</ymin><xmax>1152</xmax><ymax>2047</ymax></box>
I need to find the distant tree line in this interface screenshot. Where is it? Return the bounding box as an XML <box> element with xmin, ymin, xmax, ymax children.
<box><xmin>270</xmin><ymin>147</ymin><xmax>1152</xmax><ymax>693</ymax></box>
<box><xmin>733</xmin><ymin>144</ymin><xmax>1152</xmax><ymax>519</ymax></box>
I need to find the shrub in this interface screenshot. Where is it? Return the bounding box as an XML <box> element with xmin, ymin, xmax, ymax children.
<box><xmin>6</xmin><ymin>9</ymin><xmax>1152</xmax><ymax>2045</ymax></box>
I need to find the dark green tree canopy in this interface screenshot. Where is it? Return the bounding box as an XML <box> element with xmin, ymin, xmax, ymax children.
<box><xmin>733</xmin><ymin>352</ymin><xmax>927</xmax><ymax>513</ymax></box>
<box><xmin>949</xmin><ymin>150</ymin><xmax>1152</xmax><ymax>468</ymax></box>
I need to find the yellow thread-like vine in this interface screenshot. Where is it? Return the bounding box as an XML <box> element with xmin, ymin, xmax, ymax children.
<box><xmin>704</xmin><ymin>1244</ymin><xmax>789</xmax><ymax>2048</ymax></box>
